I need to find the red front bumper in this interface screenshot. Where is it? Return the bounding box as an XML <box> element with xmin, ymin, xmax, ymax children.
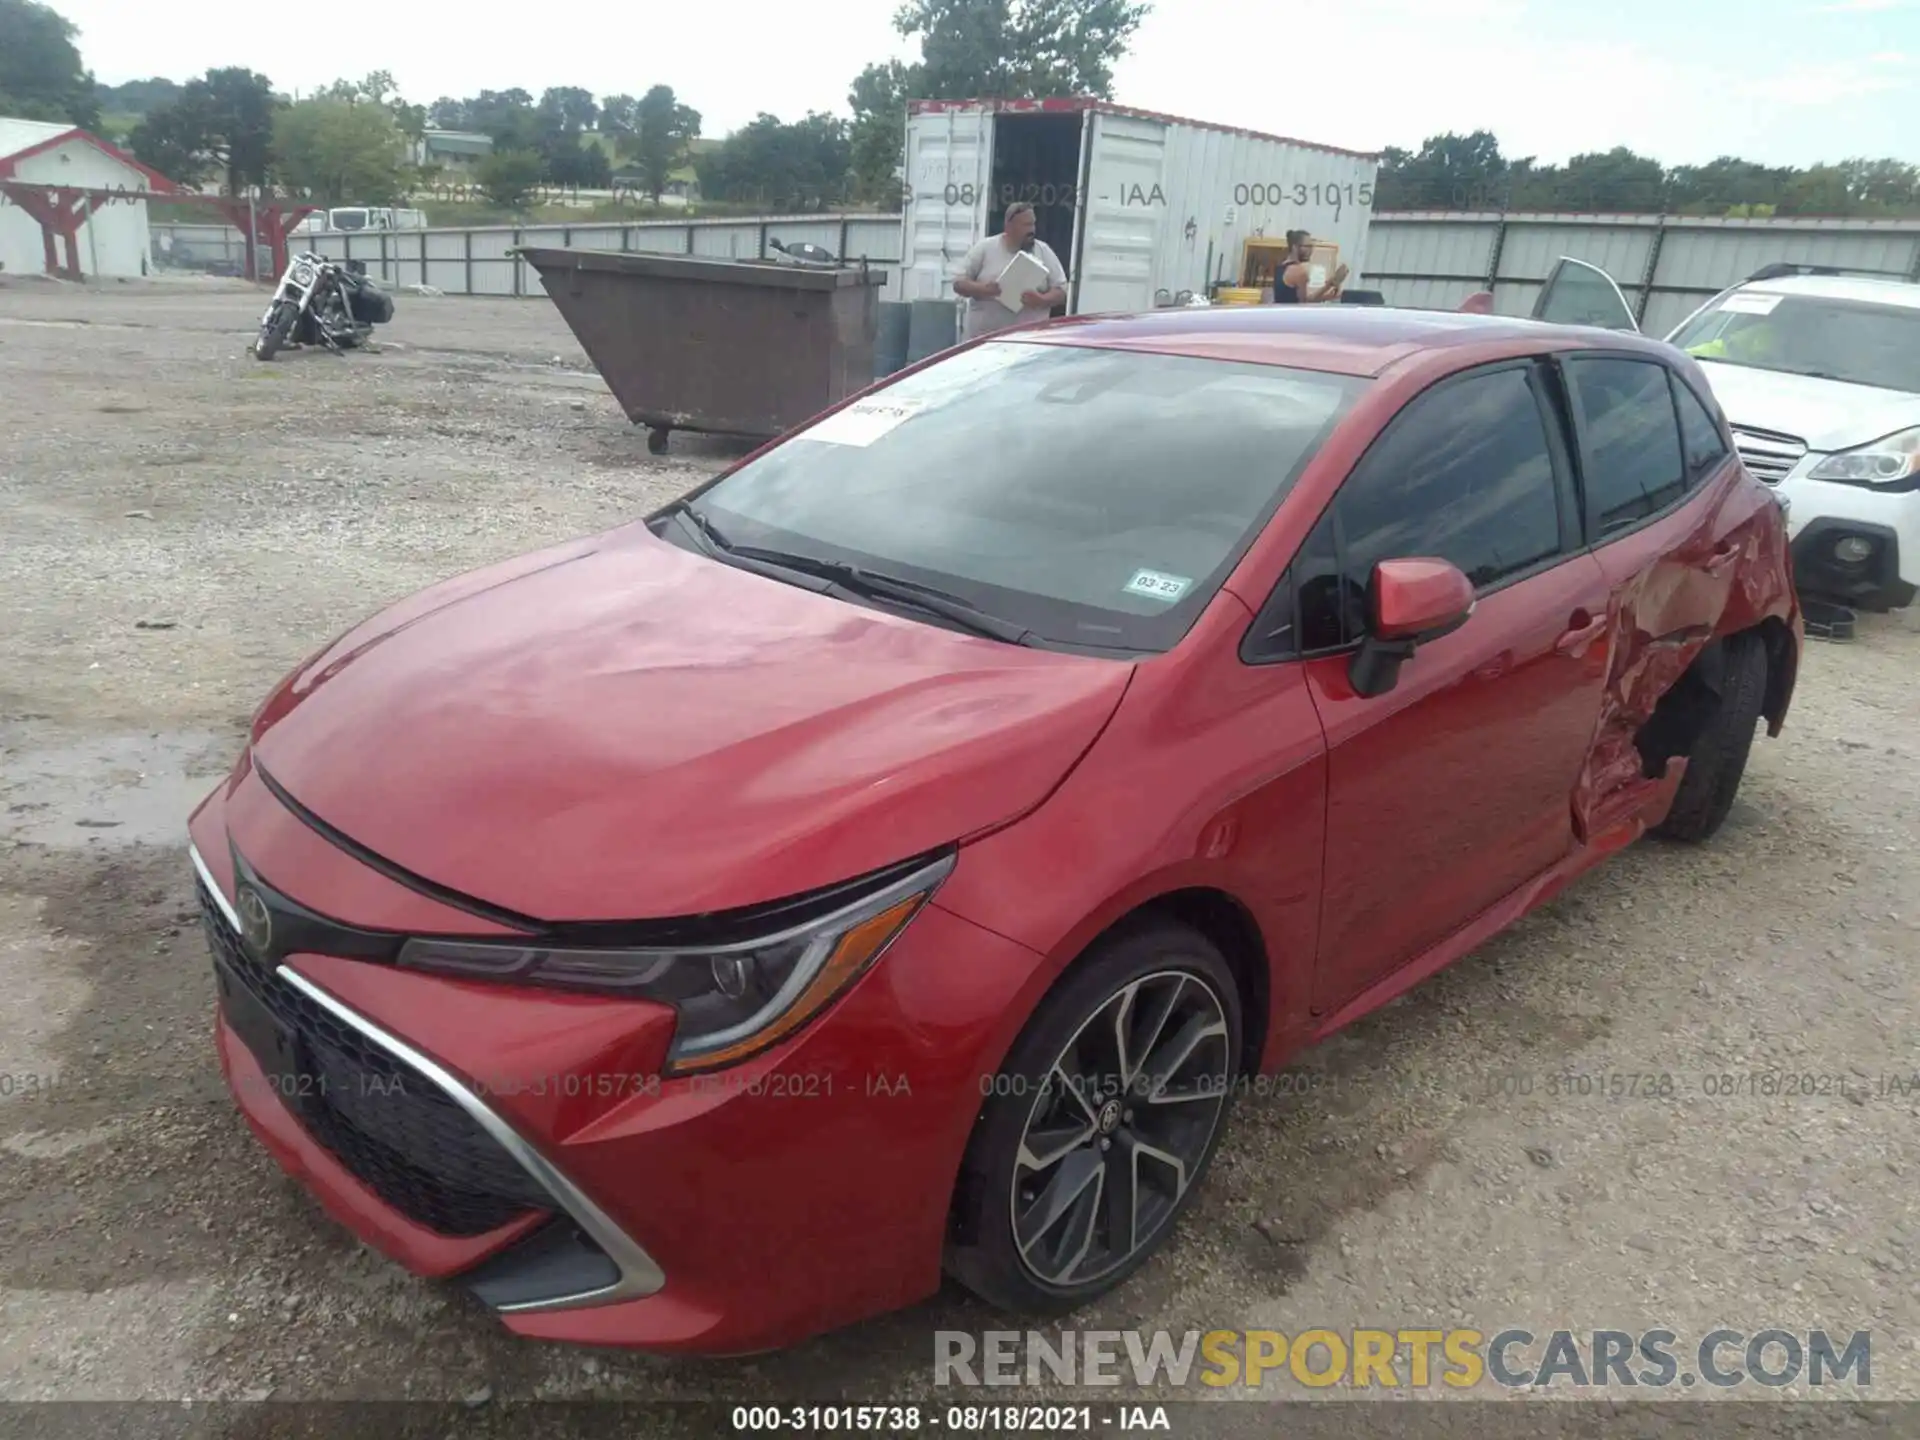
<box><xmin>190</xmin><ymin>775</ymin><xmax>1047</xmax><ymax>1354</ymax></box>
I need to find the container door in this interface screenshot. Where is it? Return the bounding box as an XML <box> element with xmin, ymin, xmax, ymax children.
<box><xmin>900</xmin><ymin>107</ymin><xmax>995</xmax><ymax>303</ymax></box>
<box><xmin>1532</xmin><ymin>257</ymin><xmax>1639</xmax><ymax>332</ymax></box>
<box><xmin>1072</xmin><ymin>110</ymin><xmax>1168</xmax><ymax>315</ymax></box>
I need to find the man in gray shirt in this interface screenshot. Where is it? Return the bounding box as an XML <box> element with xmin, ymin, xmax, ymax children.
<box><xmin>952</xmin><ymin>201</ymin><xmax>1069</xmax><ymax>339</ymax></box>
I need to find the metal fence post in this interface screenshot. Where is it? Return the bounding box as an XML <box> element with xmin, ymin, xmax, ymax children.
<box><xmin>1483</xmin><ymin>212</ymin><xmax>1510</xmax><ymax>302</ymax></box>
<box><xmin>464</xmin><ymin>229</ymin><xmax>472</xmax><ymax>294</ymax></box>
<box><xmin>420</xmin><ymin>228</ymin><xmax>428</xmax><ymax>288</ymax></box>
<box><xmin>513</xmin><ymin>228</ymin><xmax>522</xmax><ymax>296</ymax></box>
<box><xmin>1635</xmin><ymin>215</ymin><xmax>1668</xmax><ymax>326</ymax></box>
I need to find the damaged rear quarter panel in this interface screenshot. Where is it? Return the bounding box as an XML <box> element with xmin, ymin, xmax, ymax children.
<box><xmin>1573</xmin><ymin>462</ymin><xmax>1798</xmax><ymax>837</ymax></box>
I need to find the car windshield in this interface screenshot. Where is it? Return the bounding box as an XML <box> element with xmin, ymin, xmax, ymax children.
<box><xmin>330</xmin><ymin>209</ymin><xmax>367</xmax><ymax>231</ymax></box>
<box><xmin>682</xmin><ymin>340</ymin><xmax>1367</xmax><ymax>653</ymax></box>
<box><xmin>1669</xmin><ymin>291</ymin><xmax>1920</xmax><ymax>394</ymax></box>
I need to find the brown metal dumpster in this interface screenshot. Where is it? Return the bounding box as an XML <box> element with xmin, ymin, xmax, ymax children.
<box><xmin>516</xmin><ymin>247</ymin><xmax>886</xmax><ymax>454</ymax></box>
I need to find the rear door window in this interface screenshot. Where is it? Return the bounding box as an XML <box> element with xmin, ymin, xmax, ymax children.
<box><xmin>1563</xmin><ymin>356</ymin><xmax>1688</xmax><ymax>535</ymax></box>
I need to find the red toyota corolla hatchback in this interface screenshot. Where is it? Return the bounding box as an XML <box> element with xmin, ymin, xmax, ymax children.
<box><xmin>189</xmin><ymin>304</ymin><xmax>1801</xmax><ymax>1354</ymax></box>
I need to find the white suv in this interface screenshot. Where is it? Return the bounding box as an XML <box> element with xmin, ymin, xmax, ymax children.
<box><xmin>1532</xmin><ymin>259</ymin><xmax>1920</xmax><ymax>612</ymax></box>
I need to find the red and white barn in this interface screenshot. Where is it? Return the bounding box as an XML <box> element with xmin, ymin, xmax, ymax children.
<box><xmin>0</xmin><ymin>118</ymin><xmax>177</xmax><ymax>279</ymax></box>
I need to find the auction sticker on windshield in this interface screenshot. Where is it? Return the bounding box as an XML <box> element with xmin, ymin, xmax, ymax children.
<box><xmin>1720</xmin><ymin>293</ymin><xmax>1783</xmax><ymax>315</ymax></box>
<box><xmin>1125</xmin><ymin>569</ymin><xmax>1193</xmax><ymax>603</ymax></box>
<box><xmin>798</xmin><ymin>398</ymin><xmax>927</xmax><ymax>447</ymax></box>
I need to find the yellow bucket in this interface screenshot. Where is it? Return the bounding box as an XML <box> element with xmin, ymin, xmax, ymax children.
<box><xmin>1214</xmin><ymin>286</ymin><xmax>1263</xmax><ymax>306</ymax></box>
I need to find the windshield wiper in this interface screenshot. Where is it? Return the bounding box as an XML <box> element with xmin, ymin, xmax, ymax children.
<box><xmin>733</xmin><ymin>545</ymin><xmax>1036</xmax><ymax>646</ymax></box>
<box><xmin>669</xmin><ymin>501</ymin><xmax>1033</xmax><ymax>644</ymax></box>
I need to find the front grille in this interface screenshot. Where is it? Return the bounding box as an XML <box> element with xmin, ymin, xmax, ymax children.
<box><xmin>198</xmin><ymin>881</ymin><xmax>551</xmax><ymax>1236</ymax></box>
<box><xmin>1730</xmin><ymin>426</ymin><xmax>1808</xmax><ymax>485</ymax></box>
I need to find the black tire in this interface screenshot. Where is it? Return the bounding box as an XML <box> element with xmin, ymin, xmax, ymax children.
<box><xmin>945</xmin><ymin>918</ymin><xmax>1243</xmax><ymax>1316</ymax></box>
<box><xmin>1654</xmin><ymin>630</ymin><xmax>1769</xmax><ymax>843</ymax></box>
<box><xmin>646</xmin><ymin>426</ymin><xmax>670</xmax><ymax>455</ymax></box>
<box><xmin>254</xmin><ymin>302</ymin><xmax>294</xmax><ymax>361</ymax></box>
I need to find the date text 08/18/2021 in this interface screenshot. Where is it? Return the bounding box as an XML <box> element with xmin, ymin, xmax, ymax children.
<box><xmin>730</xmin><ymin>1404</ymin><xmax>1171</xmax><ymax>1432</ymax></box>
<box><xmin>940</xmin><ymin>181</ymin><xmax>1377</xmax><ymax>219</ymax></box>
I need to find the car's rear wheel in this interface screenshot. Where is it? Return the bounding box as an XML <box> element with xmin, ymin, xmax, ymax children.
<box><xmin>945</xmin><ymin>919</ymin><xmax>1241</xmax><ymax>1315</ymax></box>
<box><xmin>1654</xmin><ymin>630</ymin><xmax>1769</xmax><ymax>843</ymax></box>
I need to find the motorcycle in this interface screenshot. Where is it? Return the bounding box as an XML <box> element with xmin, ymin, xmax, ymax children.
<box><xmin>253</xmin><ymin>252</ymin><xmax>394</xmax><ymax>360</ymax></box>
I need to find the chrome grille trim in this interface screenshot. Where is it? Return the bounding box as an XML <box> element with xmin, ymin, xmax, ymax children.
<box><xmin>190</xmin><ymin>839</ymin><xmax>667</xmax><ymax>1312</ymax></box>
<box><xmin>1730</xmin><ymin>426</ymin><xmax>1808</xmax><ymax>485</ymax></box>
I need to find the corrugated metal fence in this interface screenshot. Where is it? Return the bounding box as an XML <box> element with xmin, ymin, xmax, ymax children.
<box><xmin>152</xmin><ymin>211</ymin><xmax>1920</xmax><ymax>325</ymax></box>
<box><xmin>1360</xmin><ymin>212</ymin><xmax>1920</xmax><ymax>334</ymax></box>
<box><xmin>152</xmin><ymin>214</ymin><xmax>911</xmax><ymax>299</ymax></box>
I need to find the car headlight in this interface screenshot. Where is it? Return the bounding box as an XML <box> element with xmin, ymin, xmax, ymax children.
<box><xmin>396</xmin><ymin>852</ymin><xmax>954</xmax><ymax>1073</ymax></box>
<box><xmin>1805</xmin><ymin>427</ymin><xmax>1920</xmax><ymax>490</ymax></box>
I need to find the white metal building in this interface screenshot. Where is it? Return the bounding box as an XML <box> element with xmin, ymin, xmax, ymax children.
<box><xmin>0</xmin><ymin>117</ymin><xmax>169</xmax><ymax>279</ymax></box>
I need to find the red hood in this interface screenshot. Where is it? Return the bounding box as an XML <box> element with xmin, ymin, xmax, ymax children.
<box><xmin>247</xmin><ymin>523</ymin><xmax>1132</xmax><ymax>922</ymax></box>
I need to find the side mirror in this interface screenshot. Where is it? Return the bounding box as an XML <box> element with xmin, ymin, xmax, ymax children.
<box><xmin>1348</xmin><ymin>557</ymin><xmax>1475</xmax><ymax>698</ymax></box>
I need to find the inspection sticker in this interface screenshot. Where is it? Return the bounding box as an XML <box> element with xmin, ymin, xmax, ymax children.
<box><xmin>1720</xmin><ymin>292</ymin><xmax>1783</xmax><ymax>315</ymax></box>
<box><xmin>1125</xmin><ymin>568</ymin><xmax>1193</xmax><ymax>603</ymax></box>
<box><xmin>798</xmin><ymin>397</ymin><xmax>925</xmax><ymax>447</ymax></box>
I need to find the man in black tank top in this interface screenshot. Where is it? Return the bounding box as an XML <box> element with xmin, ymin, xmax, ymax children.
<box><xmin>1273</xmin><ymin>229</ymin><xmax>1348</xmax><ymax>303</ymax></box>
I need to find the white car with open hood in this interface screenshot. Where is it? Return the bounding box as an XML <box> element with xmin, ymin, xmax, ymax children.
<box><xmin>1531</xmin><ymin>258</ymin><xmax>1920</xmax><ymax>612</ymax></box>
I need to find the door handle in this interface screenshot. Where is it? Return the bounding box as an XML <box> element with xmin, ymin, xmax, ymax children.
<box><xmin>1704</xmin><ymin>539</ymin><xmax>1741</xmax><ymax>576</ymax></box>
<box><xmin>1556</xmin><ymin>610</ymin><xmax>1608</xmax><ymax>656</ymax></box>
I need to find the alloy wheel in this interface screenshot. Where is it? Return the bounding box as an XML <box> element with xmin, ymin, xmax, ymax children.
<box><xmin>1009</xmin><ymin>969</ymin><xmax>1233</xmax><ymax>1288</ymax></box>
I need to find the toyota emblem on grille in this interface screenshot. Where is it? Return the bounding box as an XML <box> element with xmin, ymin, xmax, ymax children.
<box><xmin>235</xmin><ymin>885</ymin><xmax>273</xmax><ymax>953</ymax></box>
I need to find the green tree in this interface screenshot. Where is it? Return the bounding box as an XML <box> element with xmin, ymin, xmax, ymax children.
<box><xmin>544</xmin><ymin>136</ymin><xmax>612</xmax><ymax>189</ymax></box>
<box><xmin>95</xmin><ymin>76</ymin><xmax>180</xmax><ymax>119</ymax></box>
<box><xmin>132</xmin><ymin>68</ymin><xmax>279</xmax><ymax>195</ymax></box>
<box><xmin>0</xmin><ymin>0</ymin><xmax>98</xmax><ymax>127</ymax></box>
<box><xmin>623</xmin><ymin>84</ymin><xmax>701</xmax><ymax>203</ymax></box>
<box><xmin>130</xmin><ymin>97</ymin><xmax>216</xmax><ymax>186</ymax></box>
<box><xmin>1375</xmin><ymin>130</ymin><xmax>1510</xmax><ymax>209</ymax></box>
<box><xmin>1838</xmin><ymin>157</ymin><xmax>1920</xmax><ymax>213</ymax></box>
<box><xmin>537</xmin><ymin>86</ymin><xmax>599</xmax><ymax>135</ymax></box>
<box><xmin>697</xmin><ymin>112</ymin><xmax>851</xmax><ymax>211</ymax></box>
<box><xmin>848</xmin><ymin>61</ymin><xmax>911</xmax><ymax>208</ymax></box>
<box><xmin>475</xmin><ymin>147</ymin><xmax>543</xmax><ymax>211</ymax></box>
<box><xmin>317</xmin><ymin>71</ymin><xmax>427</xmax><ymax>144</ymax></box>
<box><xmin>271</xmin><ymin>95</ymin><xmax>409</xmax><ymax>206</ymax></box>
<box><xmin>899</xmin><ymin>0</ymin><xmax>1149</xmax><ymax>99</ymax></box>
<box><xmin>843</xmin><ymin>0</ymin><xmax>1150</xmax><ymax>203</ymax></box>
<box><xmin>466</xmin><ymin>89</ymin><xmax>542</xmax><ymax>150</ymax></box>
<box><xmin>599</xmin><ymin>93</ymin><xmax>639</xmax><ymax>136</ymax></box>
<box><xmin>1549</xmin><ymin>147</ymin><xmax>1667</xmax><ymax>211</ymax></box>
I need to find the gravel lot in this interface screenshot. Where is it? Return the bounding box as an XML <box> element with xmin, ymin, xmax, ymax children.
<box><xmin>2</xmin><ymin>276</ymin><xmax>1917</xmax><ymax>1425</ymax></box>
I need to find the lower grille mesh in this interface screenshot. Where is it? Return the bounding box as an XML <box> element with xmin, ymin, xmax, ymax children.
<box><xmin>199</xmin><ymin>881</ymin><xmax>550</xmax><ymax>1236</ymax></box>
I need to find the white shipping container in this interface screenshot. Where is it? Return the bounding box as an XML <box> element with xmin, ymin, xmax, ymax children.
<box><xmin>900</xmin><ymin>99</ymin><xmax>1382</xmax><ymax>316</ymax></box>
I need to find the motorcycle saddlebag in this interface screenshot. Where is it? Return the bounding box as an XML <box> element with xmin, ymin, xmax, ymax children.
<box><xmin>349</xmin><ymin>284</ymin><xmax>394</xmax><ymax>325</ymax></box>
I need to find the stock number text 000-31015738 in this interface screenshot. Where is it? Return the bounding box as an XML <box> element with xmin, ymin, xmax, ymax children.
<box><xmin>940</xmin><ymin>180</ymin><xmax>1377</xmax><ymax>220</ymax></box>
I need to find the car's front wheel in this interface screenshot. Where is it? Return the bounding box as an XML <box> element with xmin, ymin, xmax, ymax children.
<box><xmin>945</xmin><ymin>919</ymin><xmax>1242</xmax><ymax>1315</ymax></box>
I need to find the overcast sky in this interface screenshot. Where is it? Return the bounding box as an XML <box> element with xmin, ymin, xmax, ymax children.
<box><xmin>62</xmin><ymin>0</ymin><xmax>1918</xmax><ymax>167</ymax></box>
